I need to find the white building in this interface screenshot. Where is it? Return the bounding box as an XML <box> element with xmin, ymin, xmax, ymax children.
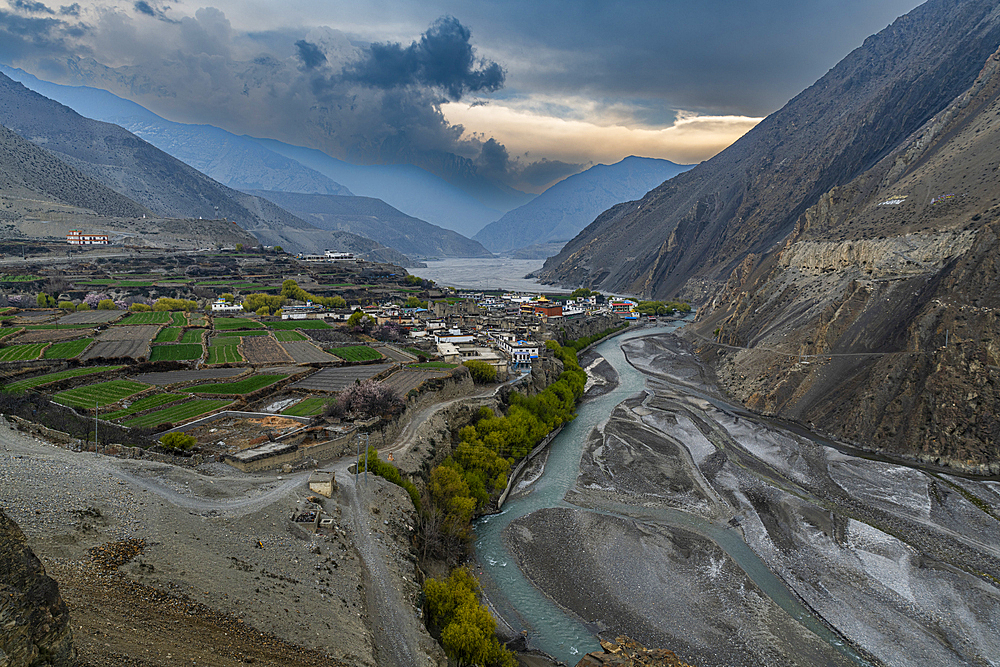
<box><xmin>211</xmin><ymin>299</ymin><xmax>243</xmax><ymax>313</ymax></box>
<box><xmin>496</xmin><ymin>337</ymin><xmax>540</xmax><ymax>363</ymax></box>
<box><xmin>66</xmin><ymin>230</ymin><xmax>109</xmax><ymax>245</ymax></box>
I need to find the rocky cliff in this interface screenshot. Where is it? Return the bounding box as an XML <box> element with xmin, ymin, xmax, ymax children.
<box><xmin>691</xmin><ymin>45</ymin><xmax>1000</xmax><ymax>470</ymax></box>
<box><xmin>535</xmin><ymin>0</ymin><xmax>1000</xmax><ymax>301</ymax></box>
<box><xmin>0</xmin><ymin>508</ymin><xmax>75</xmax><ymax>667</ymax></box>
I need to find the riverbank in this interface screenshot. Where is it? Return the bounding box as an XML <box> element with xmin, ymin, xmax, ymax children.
<box><xmin>499</xmin><ymin>331</ymin><xmax>1000</xmax><ymax>666</ymax></box>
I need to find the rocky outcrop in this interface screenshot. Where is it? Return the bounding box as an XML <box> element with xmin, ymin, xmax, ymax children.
<box><xmin>0</xmin><ymin>508</ymin><xmax>75</xmax><ymax>667</ymax></box>
<box><xmin>575</xmin><ymin>636</ymin><xmax>696</xmax><ymax>667</ymax></box>
<box><xmin>689</xmin><ymin>46</ymin><xmax>1000</xmax><ymax>469</ymax></box>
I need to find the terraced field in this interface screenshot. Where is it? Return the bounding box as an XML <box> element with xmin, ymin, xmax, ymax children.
<box><xmin>240</xmin><ymin>336</ymin><xmax>293</xmax><ymax>364</ymax></box>
<box><xmin>213</xmin><ymin>317</ymin><xmax>263</xmax><ymax>330</ymax></box>
<box><xmin>103</xmin><ymin>393</ymin><xmax>187</xmax><ymax>420</ymax></box>
<box><xmin>43</xmin><ymin>338</ymin><xmax>94</xmax><ymax>359</ymax></box>
<box><xmin>268</xmin><ymin>320</ymin><xmax>331</xmax><ymax>330</ymax></box>
<box><xmin>53</xmin><ymin>379</ymin><xmax>149</xmax><ymax>409</ymax></box>
<box><xmin>329</xmin><ymin>345</ymin><xmax>382</xmax><ymax>362</ymax></box>
<box><xmin>13</xmin><ymin>328</ymin><xmax>94</xmax><ymax>343</ymax></box>
<box><xmin>281</xmin><ymin>396</ymin><xmax>329</xmax><ymax>416</ymax></box>
<box><xmin>154</xmin><ymin>327</ymin><xmax>182</xmax><ymax>343</ymax></box>
<box><xmin>279</xmin><ymin>341</ymin><xmax>337</xmax><ymax>363</ymax></box>
<box><xmin>58</xmin><ymin>310</ymin><xmax>123</xmax><ymax>324</ymax></box>
<box><xmin>0</xmin><ymin>343</ymin><xmax>47</xmax><ymax>361</ymax></box>
<box><xmin>124</xmin><ymin>398</ymin><xmax>232</xmax><ymax>428</ymax></box>
<box><xmin>212</xmin><ymin>330</ymin><xmax>270</xmax><ymax>337</ymax></box>
<box><xmin>206</xmin><ymin>340</ymin><xmax>243</xmax><ymax>364</ymax></box>
<box><xmin>273</xmin><ymin>330</ymin><xmax>307</xmax><ymax>341</ymax></box>
<box><xmin>188</xmin><ymin>374</ymin><xmax>286</xmax><ymax>395</ymax></box>
<box><xmin>381</xmin><ymin>368</ymin><xmax>451</xmax><ymax>395</ymax></box>
<box><xmin>116</xmin><ymin>312</ymin><xmax>172</xmax><ymax>326</ymax></box>
<box><xmin>291</xmin><ymin>364</ymin><xmax>393</xmax><ymax>392</ymax></box>
<box><xmin>149</xmin><ymin>344</ymin><xmax>203</xmax><ymax>362</ymax></box>
<box><xmin>178</xmin><ymin>329</ymin><xmax>206</xmax><ymax>344</ymax></box>
<box><xmin>130</xmin><ymin>367</ymin><xmax>245</xmax><ymax>386</ymax></box>
<box><xmin>2</xmin><ymin>366</ymin><xmax>122</xmax><ymax>393</ymax></box>
<box><xmin>81</xmin><ymin>325</ymin><xmax>159</xmax><ymax>361</ymax></box>
<box><xmin>170</xmin><ymin>312</ymin><xmax>187</xmax><ymax>326</ymax></box>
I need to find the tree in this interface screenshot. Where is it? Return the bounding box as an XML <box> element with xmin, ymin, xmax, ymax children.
<box><xmin>97</xmin><ymin>299</ymin><xmax>117</xmax><ymax>310</ymax></box>
<box><xmin>235</xmin><ymin>243</ymin><xmax>244</xmax><ymax>252</ymax></box>
<box><xmin>463</xmin><ymin>360</ymin><xmax>497</xmax><ymax>384</ymax></box>
<box><xmin>36</xmin><ymin>292</ymin><xmax>55</xmax><ymax>307</ymax></box>
<box><xmin>130</xmin><ymin>303</ymin><xmax>151</xmax><ymax>312</ymax></box>
<box><xmin>57</xmin><ymin>300</ymin><xmax>75</xmax><ymax>310</ymax></box>
<box><xmin>159</xmin><ymin>432</ymin><xmax>197</xmax><ymax>451</ymax></box>
<box><xmin>256</xmin><ymin>305</ymin><xmax>269</xmax><ymax>317</ymax></box>
<box><xmin>220</xmin><ymin>292</ymin><xmax>235</xmax><ymax>303</ymax></box>
<box><xmin>423</xmin><ymin>568</ymin><xmax>515</xmax><ymax>667</ymax></box>
<box><xmin>274</xmin><ymin>245</ymin><xmax>283</xmax><ymax>253</ymax></box>
<box><xmin>75</xmin><ymin>302</ymin><xmax>90</xmax><ymax>311</ymax></box>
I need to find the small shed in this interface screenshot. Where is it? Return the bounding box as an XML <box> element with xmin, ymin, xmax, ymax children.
<box><xmin>308</xmin><ymin>470</ymin><xmax>337</xmax><ymax>498</ymax></box>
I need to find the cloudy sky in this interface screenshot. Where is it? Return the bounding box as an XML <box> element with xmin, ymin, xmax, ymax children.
<box><xmin>0</xmin><ymin>0</ymin><xmax>922</xmax><ymax>192</ymax></box>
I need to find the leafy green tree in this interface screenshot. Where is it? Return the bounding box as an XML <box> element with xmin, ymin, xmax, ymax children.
<box><xmin>159</xmin><ymin>432</ymin><xmax>197</xmax><ymax>451</ymax></box>
<box><xmin>274</xmin><ymin>246</ymin><xmax>283</xmax><ymax>253</ymax></box>
<box><xmin>36</xmin><ymin>292</ymin><xmax>55</xmax><ymax>307</ymax></box>
<box><xmin>57</xmin><ymin>300</ymin><xmax>75</xmax><ymax>310</ymax></box>
<box><xmin>404</xmin><ymin>295</ymin><xmax>428</xmax><ymax>309</ymax></box>
<box><xmin>220</xmin><ymin>292</ymin><xmax>235</xmax><ymax>303</ymax></box>
<box><xmin>97</xmin><ymin>299</ymin><xmax>117</xmax><ymax>310</ymax></box>
<box><xmin>130</xmin><ymin>303</ymin><xmax>151</xmax><ymax>312</ymax></box>
<box><xmin>235</xmin><ymin>243</ymin><xmax>244</xmax><ymax>252</ymax></box>
<box><xmin>75</xmin><ymin>303</ymin><xmax>90</xmax><ymax>311</ymax></box>
<box><xmin>424</xmin><ymin>568</ymin><xmax>515</xmax><ymax>667</ymax></box>
<box><xmin>463</xmin><ymin>360</ymin><xmax>497</xmax><ymax>384</ymax></box>
<box><xmin>256</xmin><ymin>305</ymin><xmax>270</xmax><ymax>317</ymax></box>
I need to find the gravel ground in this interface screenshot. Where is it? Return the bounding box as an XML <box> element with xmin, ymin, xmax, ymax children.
<box><xmin>0</xmin><ymin>416</ymin><xmax>440</xmax><ymax>667</ymax></box>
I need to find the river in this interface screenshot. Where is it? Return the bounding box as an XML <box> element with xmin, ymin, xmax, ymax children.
<box><xmin>475</xmin><ymin>326</ymin><xmax>1000</xmax><ymax>666</ymax></box>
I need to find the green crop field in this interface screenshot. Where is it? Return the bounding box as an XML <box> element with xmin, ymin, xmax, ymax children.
<box><xmin>407</xmin><ymin>361</ymin><xmax>457</xmax><ymax>369</ymax></box>
<box><xmin>0</xmin><ymin>275</ymin><xmax>42</xmax><ymax>283</ymax></box>
<box><xmin>103</xmin><ymin>393</ymin><xmax>187</xmax><ymax>420</ymax></box>
<box><xmin>43</xmin><ymin>338</ymin><xmax>94</xmax><ymax>359</ymax></box>
<box><xmin>2</xmin><ymin>366</ymin><xmax>122</xmax><ymax>393</ymax></box>
<box><xmin>149</xmin><ymin>344</ymin><xmax>203</xmax><ymax>361</ymax></box>
<box><xmin>188</xmin><ymin>374</ymin><xmax>285</xmax><ymax>395</ymax></box>
<box><xmin>205</xmin><ymin>342</ymin><xmax>242</xmax><ymax>364</ymax></box>
<box><xmin>124</xmin><ymin>398</ymin><xmax>232</xmax><ymax>428</ymax></box>
<box><xmin>212</xmin><ymin>330</ymin><xmax>270</xmax><ymax>337</ymax></box>
<box><xmin>78</xmin><ymin>279</ymin><xmax>116</xmax><ymax>285</ymax></box>
<box><xmin>116</xmin><ymin>280</ymin><xmax>155</xmax><ymax>287</ymax></box>
<box><xmin>268</xmin><ymin>320</ymin><xmax>331</xmax><ymax>330</ymax></box>
<box><xmin>53</xmin><ymin>379</ymin><xmax>149</xmax><ymax>409</ymax></box>
<box><xmin>330</xmin><ymin>345</ymin><xmax>382</xmax><ymax>362</ymax></box>
<box><xmin>170</xmin><ymin>312</ymin><xmax>187</xmax><ymax>326</ymax></box>
<box><xmin>0</xmin><ymin>343</ymin><xmax>47</xmax><ymax>361</ymax></box>
<box><xmin>281</xmin><ymin>396</ymin><xmax>329</xmax><ymax>416</ymax></box>
<box><xmin>273</xmin><ymin>330</ymin><xmax>307</xmax><ymax>341</ymax></box>
<box><xmin>213</xmin><ymin>317</ymin><xmax>263</xmax><ymax>330</ymax></box>
<box><xmin>155</xmin><ymin>327</ymin><xmax>182</xmax><ymax>343</ymax></box>
<box><xmin>117</xmin><ymin>312</ymin><xmax>172</xmax><ymax>325</ymax></box>
<box><xmin>178</xmin><ymin>329</ymin><xmax>205</xmax><ymax>344</ymax></box>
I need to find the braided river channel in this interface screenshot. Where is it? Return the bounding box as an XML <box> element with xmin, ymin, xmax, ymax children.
<box><xmin>473</xmin><ymin>324</ymin><xmax>1000</xmax><ymax>667</ymax></box>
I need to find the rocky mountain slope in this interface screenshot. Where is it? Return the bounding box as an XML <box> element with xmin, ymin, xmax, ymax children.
<box><xmin>0</xmin><ymin>508</ymin><xmax>75</xmax><ymax>666</ymax></box>
<box><xmin>535</xmin><ymin>0</ymin><xmax>1000</xmax><ymax>301</ymax></box>
<box><xmin>473</xmin><ymin>156</ymin><xmax>690</xmax><ymax>254</ymax></box>
<box><xmin>0</xmin><ymin>72</ymin><xmax>408</xmax><ymax>261</ymax></box>
<box><xmin>0</xmin><ymin>65</ymin><xmax>354</xmax><ymax>198</ymax></box>
<box><xmin>248</xmin><ymin>190</ymin><xmax>492</xmax><ymax>259</ymax></box>
<box><xmin>691</xmin><ymin>43</ymin><xmax>1000</xmax><ymax>470</ymax></box>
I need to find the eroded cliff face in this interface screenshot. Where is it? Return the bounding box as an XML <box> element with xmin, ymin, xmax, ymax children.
<box><xmin>0</xmin><ymin>508</ymin><xmax>75</xmax><ymax>667</ymax></box>
<box><xmin>691</xmin><ymin>48</ymin><xmax>1000</xmax><ymax>469</ymax></box>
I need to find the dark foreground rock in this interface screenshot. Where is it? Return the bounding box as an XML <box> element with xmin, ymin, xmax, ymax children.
<box><xmin>0</xmin><ymin>508</ymin><xmax>75</xmax><ymax>667</ymax></box>
<box><xmin>575</xmin><ymin>636</ymin><xmax>695</xmax><ymax>667</ymax></box>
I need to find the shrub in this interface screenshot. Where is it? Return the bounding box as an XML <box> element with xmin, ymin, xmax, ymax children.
<box><xmin>159</xmin><ymin>432</ymin><xmax>197</xmax><ymax>451</ymax></box>
<box><xmin>36</xmin><ymin>292</ymin><xmax>55</xmax><ymax>307</ymax></box>
<box><xmin>97</xmin><ymin>299</ymin><xmax>117</xmax><ymax>310</ymax></box>
<box><xmin>130</xmin><ymin>303</ymin><xmax>151</xmax><ymax>312</ymax></box>
<box><xmin>75</xmin><ymin>303</ymin><xmax>90</xmax><ymax>311</ymax></box>
<box><xmin>57</xmin><ymin>301</ymin><xmax>75</xmax><ymax>310</ymax></box>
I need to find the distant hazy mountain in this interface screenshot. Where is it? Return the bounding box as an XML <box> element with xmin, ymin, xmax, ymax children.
<box><xmin>248</xmin><ymin>190</ymin><xmax>492</xmax><ymax>260</ymax></box>
<box><xmin>473</xmin><ymin>156</ymin><xmax>692</xmax><ymax>254</ymax></box>
<box><xmin>0</xmin><ymin>65</ymin><xmax>353</xmax><ymax>198</ymax></box>
<box><xmin>0</xmin><ymin>72</ymin><xmax>416</xmax><ymax>263</ymax></box>
<box><xmin>0</xmin><ymin>65</ymin><xmax>530</xmax><ymax>238</ymax></box>
<box><xmin>253</xmin><ymin>138</ymin><xmax>520</xmax><ymax>238</ymax></box>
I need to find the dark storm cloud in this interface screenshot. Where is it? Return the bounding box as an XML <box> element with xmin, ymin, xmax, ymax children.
<box><xmin>0</xmin><ymin>8</ymin><xmax>80</xmax><ymax>61</ymax></box>
<box><xmin>294</xmin><ymin>39</ymin><xmax>326</xmax><ymax>70</ymax></box>
<box><xmin>444</xmin><ymin>0</ymin><xmax>921</xmax><ymax>116</ymax></box>
<box><xmin>343</xmin><ymin>16</ymin><xmax>503</xmax><ymax>100</ymax></box>
<box><xmin>133</xmin><ymin>1</ymin><xmax>155</xmax><ymax>16</ymax></box>
<box><xmin>12</xmin><ymin>0</ymin><xmax>53</xmax><ymax>14</ymax></box>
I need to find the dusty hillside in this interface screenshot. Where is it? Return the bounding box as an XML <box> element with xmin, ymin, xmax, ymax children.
<box><xmin>692</xmin><ymin>47</ymin><xmax>1000</xmax><ymax>470</ymax></box>
<box><xmin>535</xmin><ymin>0</ymin><xmax>1000</xmax><ymax>301</ymax></box>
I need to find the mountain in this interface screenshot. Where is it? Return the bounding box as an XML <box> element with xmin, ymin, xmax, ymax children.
<box><xmin>535</xmin><ymin>0</ymin><xmax>1000</xmax><ymax>301</ymax></box>
<box><xmin>252</xmin><ymin>138</ymin><xmax>522</xmax><ymax>238</ymax></box>
<box><xmin>473</xmin><ymin>156</ymin><xmax>692</xmax><ymax>254</ymax></box>
<box><xmin>691</xmin><ymin>40</ymin><xmax>1000</xmax><ymax>470</ymax></box>
<box><xmin>0</xmin><ymin>71</ymin><xmax>415</xmax><ymax>263</ymax></box>
<box><xmin>0</xmin><ymin>65</ymin><xmax>530</xmax><ymax>238</ymax></box>
<box><xmin>0</xmin><ymin>65</ymin><xmax>353</xmax><ymax>198</ymax></box>
<box><xmin>0</xmin><ymin>123</ymin><xmax>149</xmax><ymax>219</ymax></box>
<box><xmin>247</xmin><ymin>190</ymin><xmax>492</xmax><ymax>259</ymax></box>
